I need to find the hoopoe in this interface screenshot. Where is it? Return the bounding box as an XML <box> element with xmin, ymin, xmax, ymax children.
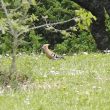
<box><xmin>42</xmin><ymin>44</ymin><xmax>64</xmax><ymax>60</ymax></box>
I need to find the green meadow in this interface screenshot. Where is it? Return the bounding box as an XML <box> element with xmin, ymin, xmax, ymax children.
<box><xmin>0</xmin><ymin>53</ymin><xmax>110</xmax><ymax>110</ymax></box>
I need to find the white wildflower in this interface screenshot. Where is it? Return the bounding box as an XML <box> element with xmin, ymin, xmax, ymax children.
<box><xmin>76</xmin><ymin>90</ymin><xmax>80</xmax><ymax>94</ymax></box>
<box><xmin>24</xmin><ymin>97</ymin><xmax>30</xmax><ymax>105</ymax></box>
<box><xmin>6</xmin><ymin>54</ymin><xmax>9</xmax><ymax>57</ymax></box>
<box><xmin>85</xmin><ymin>91</ymin><xmax>89</xmax><ymax>95</ymax></box>
<box><xmin>19</xmin><ymin>52</ymin><xmax>22</xmax><ymax>56</ymax></box>
<box><xmin>0</xmin><ymin>55</ymin><xmax>2</xmax><ymax>59</ymax></box>
<box><xmin>50</xmin><ymin>70</ymin><xmax>60</xmax><ymax>75</ymax></box>
<box><xmin>50</xmin><ymin>70</ymin><xmax>56</xmax><ymax>74</ymax></box>
<box><xmin>0</xmin><ymin>87</ymin><xmax>4</xmax><ymax>96</ymax></box>
<box><xmin>40</xmin><ymin>52</ymin><xmax>43</xmax><ymax>55</ymax></box>
<box><xmin>104</xmin><ymin>50</ymin><xmax>110</xmax><ymax>53</ymax></box>
<box><xmin>92</xmin><ymin>86</ymin><xmax>97</xmax><ymax>89</ymax></box>
<box><xmin>70</xmin><ymin>69</ymin><xmax>83</xmax><ymax>75</ymax></box>
<box><xmin>98</xmin><ymin>87</ymin><xmax>102</xmax><ymax>89</ymax></box>
<box><xmin>9</xmin><ymin>57</ymin><xmax>12</xmax><ymax>60</ymax></box>
<box><xmin>7</xmin><ymin>85</ymin><xmax>10</xmax><ymax>87</ymax></box>
<box><xmin>0</xmin><ymin>90</ymin><xmax>4</xmax><ymax>96</ymax></box>
<box><xmin>74</xmin><ymin>53</ymin><xmax>77</xmax><ymax>56</ymax></box>
<box><xmin>43</xmin><ymin>74</ymin><xmax>47</xmax><ymax>78</ymax></box>
<box><xmin>93</xmin><ymin>54</ymin><xmax>97</xmax><ymax>56</ymax></box>
<box><xmin>63</xmin><ymin>54</ymin><xmax>66</xmax><ymax>56</ymax></box>
<box><xmin>96</xmin><ymin>76</ymin><xmax>102</xmax><ymax>80</ymax></box>
<box><xmin>83</xmin><ymin>52</ymin><xmax>88</xmax><ymax>55</ymax></box>
<box><xmin>45</xmin><ymin>83</ymin><xmax>51</xmax><ymax>89</ymax></box>
<box><xmin>51</xmin><ymin>67</ymin><xmax>55</xmax><ymax>70</ymax></box>
<box><xmin>21</xmin><ymin>84</ymin><xmax>28</xmax><ymax>91</ymax></box>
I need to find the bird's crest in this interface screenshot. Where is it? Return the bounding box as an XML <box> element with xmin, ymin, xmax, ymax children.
<box><xmin>42</xmin><ymin>44</ymin><xmax>50</xmax><ymax>49</ymax></box>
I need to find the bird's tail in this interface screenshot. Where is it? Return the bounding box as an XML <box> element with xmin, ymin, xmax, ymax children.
<box><xmin>52</xmin><ymin>53</ymin><xmax>65</xmax><ymax>60</ymax></box>
<box><xmin>58</xmin><ymin>56</ymin><xmax>65</xmax><ymax>59</ymax></box>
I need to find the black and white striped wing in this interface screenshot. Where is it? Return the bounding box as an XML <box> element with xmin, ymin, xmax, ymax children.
<box><xmin>51</xmin><ymin>53</ymin><xmax>64</xmax><ymax>60</ymax></box>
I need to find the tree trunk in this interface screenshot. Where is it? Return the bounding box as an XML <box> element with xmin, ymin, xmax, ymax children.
<box><xmin>1</xmin><ymin>0</ymin><xmax>18</xmax><ymax>73</ymax></box>
<box><xmin>90</xmin><ymin>18</ymin><xmax>110</xmax><ymax>50</ymax></box>
<box><xmin>71</xmin><ymin>0</ymin><xmax>110</xmax><ymax>50</ymax></box>
<box><xmin>10</xmin><ymin>36</ymin><xmax>17</xmax><ymax>74</ymax></box>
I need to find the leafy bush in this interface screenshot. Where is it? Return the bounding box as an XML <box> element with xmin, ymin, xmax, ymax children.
<box><xmin>105</xmin><ymin>10</ymin><xmax>110</xmax><ymax>34</ymax></box>
<box><xmin>29</xmin><ymin>31</ymin><xmax>45</xmax><ymax>53</ymax></box>
<box><xmin>55</xmin><ymin>31</ymin><xmax>97</xmax><ymax>54</ymax></box>
<box><xmin>0</xmin><ymin>31</ymin><xmax>97</xmax><ymax>54</ymax></box>
<box><xmin>18</xmin><ymin>31</ymin><xmax>47</xmax><ymax>53</ymax></box>
<box><xmin>0</xmin><ymin>31</ymin><xmax>46</xmax><ymax>54</ymax></box>
<box><xmin>0</xmin><ymin>34</ymin><xmax>12</xmax><ymax>54</ymax></box>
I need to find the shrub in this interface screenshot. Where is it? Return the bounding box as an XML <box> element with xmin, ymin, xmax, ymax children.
<box><xmin>0</xmin><ymin>34</ymin><xmax>12</xmax><ymax>54</ymax></box>
<box><xmin>18</xmin><ymin>31</ymin><xmax>46</xmax><ymax>53</ymax></box>
<box><xmin>55</xmin><ymin>31</ymin><xmax>97</xmax><ymax>54</ymax></box>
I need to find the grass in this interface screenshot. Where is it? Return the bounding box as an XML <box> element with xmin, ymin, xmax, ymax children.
<box><xmin>0</xmin><ymin>53</ymin><xmax>110</xmax><ymax>110</ymax></box>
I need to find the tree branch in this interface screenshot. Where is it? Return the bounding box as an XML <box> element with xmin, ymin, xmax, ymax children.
<box><xmin>1</xmin><ymin>0</ymin><xmax>15</xmax><ymax>36</ymax></box>
<box><xmin>17</xmin><ymin>18</ymin><xmax>75</xmax><ymax>37</ymax></box>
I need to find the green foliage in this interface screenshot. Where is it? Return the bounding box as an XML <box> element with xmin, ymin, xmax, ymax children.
<box><xmin>0</xmin><ymin>31</ymin><xmax>45</xmax><ymax>54</ymax></box>
<box><xmin>28</xmin><ymin>1</ymin><xmax>97</xmax><ymax>53</ymax></box>
<box><xmin>75</xmin><ymin>8</ymin><xmax>97</xmax><ymax>31</ymax></box>
<box><xmin>29</xmin><ymin>0</ymin><xmax>77</xmax><ymax>22</ymax></box>
<box><xmin>0</xmin><ymin>0</ymin><xmax>38</xmax><ymax>34</ymax></box>
<box><xmin>0</xmin><ymin>18</ymin><xmax>8</xmax><ymax>34</ymax></box>
<box><xmin>105</xmin><ymin>10</ymin><xmax>110</xmax><ymax>34</ymax></box>
<box><xmin>18</xmin><ymin>31</ymin><xmax>45</xmax><ymax>53</ymax></box>
<box><xmin>0</xmin><ymin>34</ymin><xmax>12</xmax><ymax>54</ymax></box>
<box><xmin>55</xmin><ymin>31</ymin><xmax>97</xmax><ymax>54</ymax></box>
<box><xmin>29</xmin><ymin>31</ymin><xmax>44</xmax><ymax>53</ymax></box>
<box><xmin>0</xmin><ymin>0</ymin><xmax>100</xmax><ymax>56</ymax></box>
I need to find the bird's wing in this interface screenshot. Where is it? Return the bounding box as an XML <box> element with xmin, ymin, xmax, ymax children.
<box><xmin>51</xmin><ymin>53</ymin><xmax>64</xmax><ymax>60</ymax></box>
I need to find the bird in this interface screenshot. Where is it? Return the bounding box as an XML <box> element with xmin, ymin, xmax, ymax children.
<box><xmin>42</xmin><ymin>44</ymin><xmax>64</xmax><ymax>60</ymax></box>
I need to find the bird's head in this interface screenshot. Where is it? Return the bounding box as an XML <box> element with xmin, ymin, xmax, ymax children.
<box><xmin>42</xmin><ymin>44</ymin><xmax>50</xmax><ymax>50</ymax></box>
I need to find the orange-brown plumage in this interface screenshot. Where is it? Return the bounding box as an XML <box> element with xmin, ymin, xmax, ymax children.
<box><xmin>42</xmin><ymin>44</ymin><xmax>64</xmax><ymax>60</ymax></box>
